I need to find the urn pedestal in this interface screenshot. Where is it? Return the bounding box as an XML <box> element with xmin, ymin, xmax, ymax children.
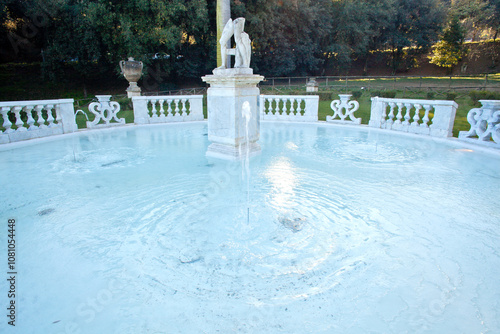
<box><xmin>202</xmin><ymin>68</ymin><xmax>264</xmax><ymax>160</ymax></box>
<box><xmin>120</xmin><ymin>57</ymin><xmax>143</xmax><ymax>98</ymax></box>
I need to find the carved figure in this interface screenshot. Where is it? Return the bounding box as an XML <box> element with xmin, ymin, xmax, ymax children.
<box><xmin>218</xmin><ymin>17</ymin><xmax>251</xmax><ymax>69</ymax></box>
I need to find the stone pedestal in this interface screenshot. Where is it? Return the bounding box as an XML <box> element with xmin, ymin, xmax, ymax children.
<box><xmin>126</xmin><ymin>82</ymin><xmax>141</xmax><ymax>98</ymax></box>
<box><xmin>306</xmin><ymin>77</ymin><xmax>319</xmax><ymax>92</ymax></box>
<box><xmin>202</xmin><ymin>68</ymin><xmax>264</xmax><ymax>160</ymax></box>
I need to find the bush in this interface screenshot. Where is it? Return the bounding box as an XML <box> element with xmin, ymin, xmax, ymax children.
<box><xmin>426</xmin><ymin>92</ymin><xmax>435</xmax><ymax>100</ymax></box>
<box><xmin>315</xmin><ymin>92</ymin><xmax>333</xmax><ymax>101</ymax></box>
<box><xmin>469</xmin><ymin>90</ymin><xmax>500</xmax><ymax>105</ymax></box>
<box><xmin>114</xmin><ymin>97</ymin><xmax>132</xmax><ymax>111</ymax></box>
<box><xmin>370</xmin><ymin>90</ymin><xmax>396</xmax><ymax>98</ymax></box>
<box><xmin>351</xmin><ymin>90</ymin><xmax>363</xmax><ymax>99</ymax></box>
<box><xmin>446</xmin><ymin>92</ymin><xmax>457</xmax><ymax>101</ymax></box>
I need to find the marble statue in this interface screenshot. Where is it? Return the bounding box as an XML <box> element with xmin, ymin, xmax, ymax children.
<box><xmin>218</xmin><ymin>18</ymin><xmax>251</xmax><ymax>69</ymax></box>
<box><xmin>202</xmin><ymin>16</ymin><xmax>263</xmax><ymax>160</ymax></box>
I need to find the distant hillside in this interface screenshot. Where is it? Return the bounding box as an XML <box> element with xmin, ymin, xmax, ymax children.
<box><xmin>327</xmin><ymin>41</ymin><xmax>500</xmax><ymax>77</ymax></box>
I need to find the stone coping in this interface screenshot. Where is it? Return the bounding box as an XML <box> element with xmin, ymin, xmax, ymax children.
<box><xmin>2</xmin><ymin>120</ymin><xmax>498</xmax><ymax>156</ymax></box>
<box><xmin>0</xmin><ymin>99</ymin><xmax>74</xmax><ymax>106</ymax></box>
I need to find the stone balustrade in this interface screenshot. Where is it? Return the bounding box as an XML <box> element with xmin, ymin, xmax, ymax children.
<box><xmin>132</xmin><ymin>95</ymin><xmax>204</xmax><ymax>124</ymax></box>
<box><xmin>0</xmin><ymin>99</ymin><xmax>76</xmax><ymax>144</ymax></box>
<box><xmin>327</xmin><ymin>94</ymin><xmax>361</xmax><ymax>124</ymax></box>
<box><xmin>84</xmin><ymin>95</ymin><xmax>125</xmax><ymax>128</ymax></box>
<box><xmin>369</xmin><ymin>97</ymin><xmax>458</xmax><ymax>138</ymax></box>
<box><xmin>458</xmin><ymin>100</ymin><xmax>500</xmax><ymax>148</ymax></box>
<box><xmin>260</xmin><ymin>95</ymin><xmax>318</xmax><ymax>122</ymax></box>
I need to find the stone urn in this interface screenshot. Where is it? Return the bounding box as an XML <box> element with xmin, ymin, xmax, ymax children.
<box><xmin>120</xmin><ymin>57</ymin><xmax>143</xmax><ymax>97</ymax></box>
<box><xmin>306</xmin><ymin>77</ymin><xmax>319</xmax><ymax>92</ymax></box>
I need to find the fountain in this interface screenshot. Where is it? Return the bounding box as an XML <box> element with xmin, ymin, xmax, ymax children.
<box><xmin>202</xmin><ymin>17</ymin><xmax>264</xmax><ymax>160</ymax></box>
<box><xmin>1</xmin><ymin>8</ymin><xmax>500</xmax><ymax>334</ymax></box>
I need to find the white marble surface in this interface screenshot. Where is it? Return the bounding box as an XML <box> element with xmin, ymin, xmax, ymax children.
<box><xmin>85</xmin><ymin>95</ymin><xmax>125</xmax><ymax>128</ymax></box>
<box><xmin>327</xmin><ymin>94</ymin><xmax>361</xmax><ymax>124</ymax></box>
<box><xmin>0</xmin><ymin>99</ymin><xmax>76</xmax><ymax>144</ymax></box>
<box><xmin>202</xmin><ymin>73</ymin><xmax>264</xmax><ymax>160</ymax></box>
<box><xmin>260</xmin><ymin>95</ymin><xmax>318</xmax><ymax>122</ymax></box>
<box><xmin>132</xmin><ymin>95</ymin><xmax>204</xmax><ymax>124</ymax></box>
<box><xmin>459</xmin><ymin>100</ymin><xmax>500</xmax><ymax>148</ymax></box>
<box><xmin>218</xmin><ymin>17</ymin><xmax>252</xmax><ymax>69</ymax></box>
<box><xmin>369</xmin><ymin>97</ymin><xmax>458</xmax><ymax>138</ymax></box>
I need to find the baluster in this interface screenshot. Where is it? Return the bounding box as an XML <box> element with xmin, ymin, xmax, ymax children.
<box><xmin>45</xmin><ymin>105</ymin><xmax>57</xmax><ymax>127</ymax></box>
<box><xmin>422</xmin><ymin>105</ymin><xmax>432</xmax><ymax>127</ymax></box>
<box><xmin>185</xmin><ymin>99</ymin><xmax>191</xmax><ymax>115</ymax></box>
<box><xmin>300</xmin><ymin>98</ymin><xmax>306</xmax><ymax>116</ymax></box>
<box><xmin>173</xmin><ymin>99</ymin><xmax>180</xmax><ymax>116</ymax></box>
<box><xmin>55</xmin><ymin>105</ymin><xmax>62</xmax><ymax>125</ymax></box>
<box><xmin>23</xmin><ymin>105</ymin><xmax>36</xmax><ymax>130</ymax></box>
<box><xmin>273</xmin><ymin>98</ymin><xmax>279</xmax><ymax>115</ymax></box>
<box><xmin>291</xmin><ymin>98</ymin><xmax>297</xmax><ymax>116</ymax></box>
<box><xmin>150</xmin><ymin>99</ymin><xmax>158</xmax><ymax>117</ymax></box>
<box><xmin>412</xmin><ymin>104</ymin><xmax>422</xmax><ymax>127</ymax></box>
<box><xmin>0</xmin><ymin>107</ymin><xmax>14</xmax><ymax>133</ymax></box>
<box><xmin>386</xmin><ymin>102</ymin><xmax>394</xmax><ymax>125</ymax></box>
<box><xmin>166</xmin><ymin>99</ymin><xmax>173</xmax><ymax>116</ymax></box>
<box><xmin>282</xmin><ymin>98</ymin><xmax>288</xmax><ymax>116</ymax></box>
<box><xmin>158</xmin><ymin>99</ymin><xmax>165</xmax><ymax>118</ymax></box>
<box><xmin>394</xmin><ymin>103</ymin><xmax>403</xmax><ymax>124</ymax></box>
<box><xmin>181</xmin><ymin>99</ymin><xmax>187</xmax><ymax>116</ymax></box>
<box><xmin>34</xmin><ymin>105</ymin><xmax>46</xmax><ymax>128</ymax></box>
<box><xmin>403</xmin><ymin>103</ymin><xmax>412</xmax><ymax>125</ymax></box>
<box><xmin>12</xmin><ymin>106</ymin><xmax>26</xmax><ymax>131</ymax></box>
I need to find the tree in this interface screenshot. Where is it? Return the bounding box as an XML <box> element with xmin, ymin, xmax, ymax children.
<box><xmin>22</xmin><ymin>0</ymin><xmax>212</xmax><ymax>88</ymax></box>
<box><xmin>385</xmin><ymin>0</ymin><xmax>445</xmax><ymax>74</ymax></box>
<box><xmin>233</xmin><ymin>0</ymin><xmax>333</xmax><ymax>76</ymax></box>
<box><xmin>451</xmin><ymin>0</ymin><xmax>491</xmax><ymax>41</ymax></box>
<box><xmin>326</xmin><ymin>0</ymin><xmax>395</xmax><ymax>75</ymax></box>
<box><xmin>429</xmin><ymin>15</ymin><xmax>466</xmax><ymax>71</ymax></box>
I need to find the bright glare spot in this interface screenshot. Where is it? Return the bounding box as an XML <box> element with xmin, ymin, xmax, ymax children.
<box><xmin>285</xmin><ymin>142</ymin><xmax>298</xmax><ymax>150</ymax></box>
<box><xmin>264</xmin><ymin>157</ymin><xmax>298</xmax><ymax>211</ymax></box>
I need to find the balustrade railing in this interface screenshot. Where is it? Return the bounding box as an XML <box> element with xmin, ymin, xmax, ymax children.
<box><xmin>368</xmin><ymin>97</ymin><xmax>458</xmax><ymax>138</ymax></box>
<box><xmin>0</xmin><ymin>99</ymin><xmax>76</xmax><ymax>144</ymax></box>
<box><xmin>260</xmin><ymin>95</ymin><xmax>318</xmax><ymax>122</ymax></box>
<box><xmin>327</xmin><ymin>94</ymin><xmax>361</xmax><ymax>124</ymax></box>
<box><xmin>83</xmin><ymin>95</ymin><xmax>125</xmax><ymax>128</ymax></box>
<box><xmin>458</xmin><ymin>100</ymin><xmax>500</xmax><ymax>148</ymax></box>
<box><xmin>132</xmin><ymin>95</ymin><xmax>204</xmax><ymax>124</ymax></box>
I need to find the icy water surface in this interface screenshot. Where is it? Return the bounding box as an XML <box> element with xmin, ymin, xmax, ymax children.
<box><xmin>0</xmin><ymin>122</ymin><xmax>499</xmax><ymax>333</ymax></box>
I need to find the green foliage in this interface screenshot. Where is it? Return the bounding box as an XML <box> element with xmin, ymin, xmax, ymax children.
<box><xmin>351</xmin><ymin>90</ymin><xmax>363</xmax><ymax>99</ymax></box>
<box><xmin>469</xmin><ymin>90</ymin><xmax>500</xmax><ymax>104</ymax></box>
<box><xmin>370</xmin><ymin>90</ymin><xmax>397</xmax><ymax>98</ymax></box>
<box><xmin>2</xmin><ymin>0</ymin><xmax>499</xmax><ymax>83</ymax></box>
<box><xmin>426</xmin><ymin>91</ymin><xmax>435</xmax><ymax>99</ymax></box>
<box><xmin>446</xmin><ymin>92</ymin><xmax>458</xmax><ymax>101</ymax></box>
<box><xmin>22</xmin><ymin>0</ymin><xmax>213</xmax><ymax>85</ymax></box>
<box><xmin>327</xmin><ymin>0</ymin><xmax>394</xmax><ymax>74</ymax></box>
<box><xmin>385</xmin><ymin>0</ymin><xmax>445</xmax><ymax>74</ymax></box>
<box><xmin>316</xmin><ymin>92</ymin><xmax>333</xmax><ymax>101</ymax></box>
<box><xmin>235</xmin><ymin>0</ymin><xmax>333</xmax><ymax>76</ymax></box>
<box><xmin>430</xmin><ymin>16</ymin><xmax>466</xmax><ymax>69</ymax></box>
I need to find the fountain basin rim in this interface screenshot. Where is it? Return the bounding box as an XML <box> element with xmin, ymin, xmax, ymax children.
<box><xmin>1</xmin><ymin>120</ymin><xmax>498</xmax><ymax>157</ymax></box>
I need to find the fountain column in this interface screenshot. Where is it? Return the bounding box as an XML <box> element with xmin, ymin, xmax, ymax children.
<box><xmin>202</xmin><ymin>17</ymin><xmax>264</xmax><ymax>160</ymax></box>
